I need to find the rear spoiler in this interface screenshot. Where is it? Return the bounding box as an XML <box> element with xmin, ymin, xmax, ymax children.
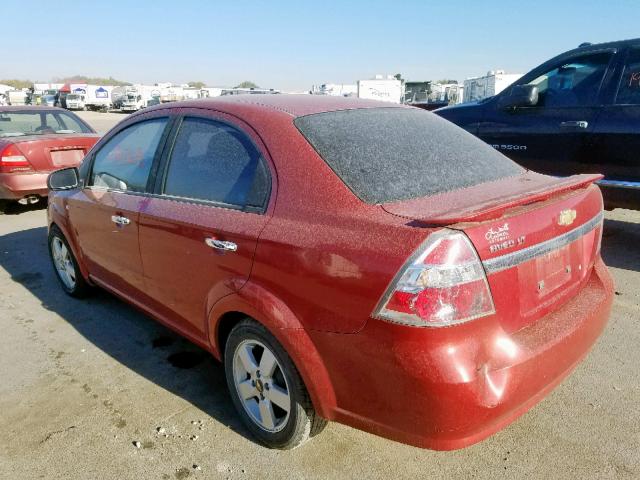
<box><xmin>381</xmin><ymin>172</ymin><xmax>603</xmax><ymax>226</ymax></box>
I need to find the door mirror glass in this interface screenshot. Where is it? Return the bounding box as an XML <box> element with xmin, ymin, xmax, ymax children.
<box><xmin>498</xmin><ymin>84</ymin><xmax>539</xmax><ymax>109</ymax></box>
<box><xmin>48</xmin><ymin>167</ymin><xmax>79</xmax><ymax>190</ymax></box>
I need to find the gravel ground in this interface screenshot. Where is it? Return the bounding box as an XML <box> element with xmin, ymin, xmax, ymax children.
<box><xmin>0</xmin><ymin>112</ymin><xmax>638</xmax><ymax>478</ymax></box>
<box><xmin>75</xmin><ymin>110</ymin><xmax>128</xmax><ymax>135</ymax></box>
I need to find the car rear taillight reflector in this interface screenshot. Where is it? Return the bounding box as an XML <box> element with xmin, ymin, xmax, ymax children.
<box><xmin>373</xmin><ymin>229</ymin><xmax>495</xmax><ymax>327</ymax></box>
<box><xmin>0</xmin><ymin>144</ymin><xmax>33</xmax><ymax>173</ymax></box>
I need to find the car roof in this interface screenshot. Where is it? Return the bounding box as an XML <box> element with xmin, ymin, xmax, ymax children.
<box><xmin>574</xmin><ymin>37</ymin><xmax>640</xmax><ymax>52</ymax></box>
<box><xmin>144</xmin><ymin>94</ymin><xmax>407</xmax><ymax>118</ymax></box>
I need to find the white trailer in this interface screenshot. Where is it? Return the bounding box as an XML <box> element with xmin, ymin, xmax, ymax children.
<box><xmin>357</xmin><ymin>76</ymin><xmax>402</xmax><ymax>103</ymax></box>
<box><xmin>463</xmin><ymin>70</ymin><xmax>523</xmax><ymax>103</ymax></box>
<box><xmin>314</xmin><ymin>83</ymin><xmax>358</xmax><ymax>97</ymax></box>
<box><xmin>84</xmin><ymin>85</ymin><xmax>113</xmax><ymax>111</ymax></box>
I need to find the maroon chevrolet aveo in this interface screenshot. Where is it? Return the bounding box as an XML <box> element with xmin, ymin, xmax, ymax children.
<box><xmin>47</xmin><ymin>95</ymin><xmax>613</xmax><ymax>450</ymax></box>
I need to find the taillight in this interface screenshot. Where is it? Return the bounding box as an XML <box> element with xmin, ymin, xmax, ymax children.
<box><xmin>373</xmin><ymin>229</ymin><xmax>495</xmax><ymax>327</ymax></box>
<box><xmin>0</xmin><ymin>144</ymin><xmax>33</xmax><ymax>173</ymax></box>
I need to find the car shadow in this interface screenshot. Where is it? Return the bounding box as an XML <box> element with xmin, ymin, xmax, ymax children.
<box><xmin>1</xmin><ymin>200</ymin><xmax>48</xmax><ymax>215</ymax></box>
<box><xmin>0</xmin><ymin>226</ymin><xmax>252</xmax><ymax>442</ymax></box>
<box><xmin>602</xmin><ymin>219</ymin><xmax>640</xmax><ymax>272</ymax></box>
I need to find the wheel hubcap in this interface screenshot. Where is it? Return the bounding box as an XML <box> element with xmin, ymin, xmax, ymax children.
<box><xmin>232</xmin><ymin>339</ymin><xmax>291</xmax><ymax>432</ymax></box>
<box><xmin>51</xmin><ymin>237</ymin><xmax>76</xmax><ymax>290</ymax></box>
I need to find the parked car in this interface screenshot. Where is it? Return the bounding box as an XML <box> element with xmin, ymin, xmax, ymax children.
<box><xmin>436</xmin><ymin>38</ymin><xmax>640</xmax><ymax>210</ymax></box>
<box><xmin>46</xmin><ymin>95</ymin><xmax>613</xmax><ymax>450</ymax></box>
<box><xmin>0</xmin><ymin>106</ymin><xmax>99</xmax><ymax>212</ymax></box>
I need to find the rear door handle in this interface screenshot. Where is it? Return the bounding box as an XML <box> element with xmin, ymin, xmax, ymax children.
<box><xmin>205</xmin><ymin>237</ymin><xmax>237</xmax><ymax>252</ymax></box>
<box><xmin>111</xmin><ymin>215</ymin><xmax>131</xmax><ymax>226</ymax></box>
<box><xmin>559</xmin><ymin>120</ymin><xmax>588</xmax><ymax>129</ymax></box>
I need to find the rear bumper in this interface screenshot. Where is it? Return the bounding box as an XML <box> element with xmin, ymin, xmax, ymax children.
<box><xmin>0</xmin><ymin>172</ymin><xmax>49</xmax><ymax>200</ymax></box>
<box><xmin>311</xmin><ymin>258</ymin><xmax>614</xmax><ymax>450</ymax></box>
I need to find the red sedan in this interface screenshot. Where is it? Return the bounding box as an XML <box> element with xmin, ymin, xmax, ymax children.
<box><xmin>0</xmin><ymin>106</ymin><xmax>99</xmax><ymax>212</ymax></box>
<box><xmin>46</xmin><ymin>95</ymin><xmax>613</xmax><ymax>450</ymax></box>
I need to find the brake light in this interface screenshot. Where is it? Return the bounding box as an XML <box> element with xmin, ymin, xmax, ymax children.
<box><xmin>0</xmin><ymin>144</ymin><xmax>32</xmax><ymax>173</ymax></box>
<box><xmin>374</xmin><ymin>229</ymin><xmax>495</xmax><ymax>327</ymax></box>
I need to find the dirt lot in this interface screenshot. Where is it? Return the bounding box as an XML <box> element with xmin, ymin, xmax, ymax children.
<box><xmin>76</xmin><ymin>110</ymin><xmax>128</xmax><ymax>135</ymax></box>
<box><xmin>0</xmin><ymin>110</ymin><xmax>638</xmax><ymax>479</ymax></box>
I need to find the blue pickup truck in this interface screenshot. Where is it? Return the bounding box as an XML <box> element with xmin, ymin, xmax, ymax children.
<box><xmin>436</xmin><ymin>38</ymin><xmax>640</xmax><ymax>210</ymax></box>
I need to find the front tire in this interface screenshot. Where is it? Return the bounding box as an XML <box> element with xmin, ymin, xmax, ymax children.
<box><xmin>224</xmin><ymin>319</ymin><xmax>327</xmax><ymax>449</ymax></box>
<box><xmin>48</xmin><ymin>225</ymin><xmax>91</xmax><ymax>297</ymax></box>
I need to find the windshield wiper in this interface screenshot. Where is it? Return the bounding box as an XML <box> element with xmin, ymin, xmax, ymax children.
<box><xmin>55</xmin><ymin>130</ymin><xmax>77</xmax><ymax>134</ymax></box>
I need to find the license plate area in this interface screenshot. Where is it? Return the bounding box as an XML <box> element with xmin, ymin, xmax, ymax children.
<box><xmin>518</xmin><ymin>240</ymin><xmax>584</xmax><ymax>317</ymax></box>
<box><xmin>50</xmin><ymin>149</ymin><xmax>84</xmax><ymax>167</ymax></box>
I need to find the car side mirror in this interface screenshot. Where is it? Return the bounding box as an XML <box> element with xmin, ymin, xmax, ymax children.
<box><xmin>47</xmin><ymin>167</ymin><xmax>79</xmax><ymax>191</ymax></box>
<box><xmin>497</xmin><ymin>84</ymin><xmax>539</xmax><ymax>109</ymax></box>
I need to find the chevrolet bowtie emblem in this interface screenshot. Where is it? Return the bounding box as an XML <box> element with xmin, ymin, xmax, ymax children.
<box><xmin>558</xmin><ymin>209</ymin><xmax>577</xmax><ymax>226</ymax></box>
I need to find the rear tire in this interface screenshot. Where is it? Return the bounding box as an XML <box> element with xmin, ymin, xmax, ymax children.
<box><xmin>224</xmin><ymin>319</ymin><xmax>327</xmax><ymax>449</ymax></box>
<box><xmin>48</xmin><ymin>225</ymin><xmax>91</xmax><ymax>298</ymax></box>
<box><xmin>0</xmin><ymin>199</ymin><xmax>9</xmax><ymax>215</ymax></box>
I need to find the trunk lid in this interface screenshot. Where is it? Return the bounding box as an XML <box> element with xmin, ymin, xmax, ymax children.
<box><xmin>1</xmin><ymin>134</ymin><xmax>99</xmax><ymax>172</ymax></box>
<box><xmin>382</xmin><ymin>172</ymin><xmax>604</xmax><ymax>332</ymax></box>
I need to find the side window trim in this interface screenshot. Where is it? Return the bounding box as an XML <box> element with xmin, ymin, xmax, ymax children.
<box><xmin>154</xmin><ymin>113</ymin><xmax>272</xmax><ymax>214</ymax></box>
<box><xmin>84</xmin><ymin>116</ymin><xmax>173</xmax><ymax>195</ymax></box>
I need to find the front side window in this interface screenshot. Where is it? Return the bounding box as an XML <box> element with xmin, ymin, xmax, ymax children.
<box><xmin>162</xmin><ymin>117</ymin><xmax>269</xmax><ymax>209</ymax></box>
<box><xmin>525</xmin><ymin>51</ymin><xmax>613</xmax><ymax>107</ymax></box>
<box><xmin>615</xmin><ymin>48</ymin><xmax>640</xmax><ymax>105</ymax></box>
<box><xmin>90</xmin><ymin>118</ymin><xmax>167</xmax><ymax>192</ymax></box>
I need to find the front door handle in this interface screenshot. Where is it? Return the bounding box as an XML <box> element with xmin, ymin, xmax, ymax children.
<box><xmin>205</xmin><ymin>237</ymin><xmax>237</xmax><ymax>252</ymax></box>
<box><xmin>559</xmin><ymin>120</ymin><xmax>588</xmax><ymax>129</ymax></box>
<box><xmin>111</xmin><ymin>215</ymin><xmax>131</xmax><ymax>226</ymax></box>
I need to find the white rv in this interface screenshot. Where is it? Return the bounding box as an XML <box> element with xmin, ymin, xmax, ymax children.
<box><xmin>463</xmin><ymin>70</ymin><xmax>523</xmax><ymax>103</ymax></box>
<box><xmin>357</xmin><ymin>76</ymin><xmax>402</xmax><ymax>103</ymax></box>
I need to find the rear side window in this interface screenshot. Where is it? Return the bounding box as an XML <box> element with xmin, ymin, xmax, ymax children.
<box><xmin>294</xmin><ymin>108</ymin><xmax>523</xmax><ymax>204</ymax></box>
<box><xmin>162</xmin><ymin>117</ymin><xmax>269</xmax><ymax>210</ymax></box>
<box><xmin>90</xmin><ymin>118</ymin><xmax>167</xmax><ymax>192</ymax></box>
<box><xmin>616</xmin><ymin>48</ymin><xmax>640</xmax><ymax>105</ymax></box>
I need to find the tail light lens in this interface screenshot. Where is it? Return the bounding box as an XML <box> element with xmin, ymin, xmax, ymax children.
<box><xmin>373</xmin><ymin>229</ymin><xmax>495</xmax><ymax>327</ymax></box>
<box><xmin>0</xmin><ymin>144</ymin><xmax>33</xmax><ymax>173</ymax></box>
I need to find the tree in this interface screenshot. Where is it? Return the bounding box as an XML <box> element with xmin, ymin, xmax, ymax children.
<box><xmin>52</xmin><ymin>75</ymin><xmax>131</xmax><ymax>86</ymax></box>
<box><xmin>436</xmin><ymin>79</ymin><xmax>458</xmax><ymax>85</ymax></box>
<box><xmin>188</xmin><ymin>81</ymin><xmax>206</xmax><ymax>89</ymax></box>
<box><xmin>234</xmin><ymin>81</ymin><xmax>258</xmax><ymax>89</ymax></box>
<box><xmin>0</xmin><ymin>79</ymin><xmax>32</xmax><ymax>89</ymax></box>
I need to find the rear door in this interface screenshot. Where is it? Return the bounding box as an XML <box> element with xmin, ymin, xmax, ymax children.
<box><xmin>68</xmin><ymin>115</ymin><xmax>171</xmax><ymax>295</ymax></box>
<box><xmin>478</xmin><ymin>50</ymin><xmax>616</xmax><ymax>176</ymax></box>
<box><xmin>589</xmin><ymin>45</ymin><xmax>640</xmax><ymax>206</ymax></box>
<box><xmin>138</xmin><ymin>110</ymin><xmax>273</xmax><ymax>338</ymax></box>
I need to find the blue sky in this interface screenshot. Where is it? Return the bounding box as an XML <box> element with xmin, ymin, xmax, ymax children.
<box><xmin>3</xmin><ymin>0</ymin><xmax>639</xmax><ymax>90</ymax></box>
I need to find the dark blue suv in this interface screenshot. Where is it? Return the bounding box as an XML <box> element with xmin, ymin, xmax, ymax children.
<box><xmin>436</xmin><ymin>38</ymin><xmax>640</xmax><ymax>210</ymax></box>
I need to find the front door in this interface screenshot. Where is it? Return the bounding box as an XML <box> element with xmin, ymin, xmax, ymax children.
<box><xmin>68</xmin><ymin>117</ymin><xmax>170</xmax><ymax>294</ymax></box>
<box><xmin>589</xmin><ymin>46</ymin><xmax>640</xmax><ymax>197</ymax></box>
<box><xmin>479</xmin><ymin>50</ymin><xmax>615</xmax><ymax>176</ymax></box>
<box><xmin>138</xmin><ymin>112</ymin><xmax>273</xmax><ymax>338</ymax></box>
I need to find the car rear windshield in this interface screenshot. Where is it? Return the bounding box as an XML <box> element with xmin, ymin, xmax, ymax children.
<box><xmin>294</xmin><ymin>107</ymin><xmax>524</xmax><ymax>204</ymax></box>
<box><xmin>0</xmin><ymin>110</ymin><xmax>92</xmax><ymax>137</ymax></box>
